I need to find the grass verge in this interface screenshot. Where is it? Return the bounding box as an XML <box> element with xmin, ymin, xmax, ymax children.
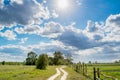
<box><xmin>0</xmin><ymin>65</ymin><xmax>56</xmax><ymax>80</ymax></box>
<box><xmin>65</xmin><ymin>66</ymin><xmax>90</xmax><ymax>80</ymax></box>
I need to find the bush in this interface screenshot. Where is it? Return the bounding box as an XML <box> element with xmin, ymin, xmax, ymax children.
<box><xmin>36</xmin><ymin>54</ymin><xmax>48</xmax><ymax>69</ymax></box>
<box><xmin>2</xmin><ymin>61</ymin><xmax>5</xmax><ymax>65</ymax></box>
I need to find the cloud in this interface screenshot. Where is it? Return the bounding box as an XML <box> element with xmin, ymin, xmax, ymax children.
<box><xmin>0</xmin><ymin>0</ymin><xmax>4</xmax><ymax>8</ymax></box>
<box><xmin>11</xmin><ymin>0</ymin><xmax>23</xmax><ymax>5</ymax></box>
<box><xmin>51</xmin><ymin>10</ymin><xmax>59</xmax><ymax>18</ymax></box>
<box><xmin>20</xmin><ymin>37</ymin><xmax>28</xmax><ymax>44</ymax></box>
<box><xmin>85</xmin><ymin>20</ymin><xmax>105</xmax><ymax>41</ymax></box>
<box><xmin>76</xmin><ymin>0</ymin><xmax>82</xmax><ymax>6</ymax></box>
<box><xmin>15</xmin><ymin>25</ymin><xmax>41</xmax><ymax>35</ymax></box>
<box><xmin>0</xmin><ymin>44</ymin><xmax>32</xmax><ymax>55</ymax></box>
<box><xmin>0</xmin><ymin>30</ymin><xmax>16</xmax><ymax>40</ymax></box>
<box><xmin>0</xmin><ymin>41</ymin><xmax>69</xmax><ymax>61</ymax></box>
<box><xmin>15</xmin><ymin>21</ymin><xmax>64</xmax><ymax>38</ymax></box>
<box><xmin>103</xmin><ymin>13</ymin><xmax>120</xmax><ymax>42</ymax></box>
<box><xmin>42</xmin><ymin>0</ymin><xmax>47</xmax><ymax>4</ymax></box>
<box><xmin>0</xmin><ymin>26</ymin><xmax>4</xmax><ymax>31</ymax></box>
<box><xmin>55</xmin><ymin>26</ymin><xmax>98</xmax><ymax>50</ymax></box>
<box><xmin>41</xmin><ymin>21</ymin><xmax>64</xmax><ymax>38</ymax></box>
<box><xmin>0</xmin><ymin>53</ymin><xmax>26</xmax><ymax>62</ymax></box>
<box><xmin>0</xmin><ymin>0</ymin><xmax>50</xmax><ymax>27</ymax></box>
<box><xmin>0</xmin><ymin>44</ymin><xmax>29</xmax><ymax>61</ymax></box>
<box><xmin>106</xmin><ymin>14</ymin><xmax>120</xmax><ymax>28</ymax></box>
<box><xmin>86</xmin><ymin>20</ymin><xmax>98</xmax><ymax>32</ymax></box>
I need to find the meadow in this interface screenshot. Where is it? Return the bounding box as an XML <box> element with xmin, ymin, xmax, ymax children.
<box><xmin>87</xmin><ymin>63</ymin><xmax>120</xmax><ymax>80</ymax></box>
<box><xmin>0</xmin><ymin>65</ymin><xmax>56</xmax><ymax>80</ymax></box>
<box><xmin>0</xmin><ymin>63</ymin><xmax>120</xmax><ymax>80</ymax></box>
<box><xmin>65</xmin><ymin>66</ymin><xmax>89</xmax><ymax>80</ymax></box>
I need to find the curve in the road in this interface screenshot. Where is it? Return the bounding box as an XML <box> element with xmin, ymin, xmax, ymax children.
<box><xmin>60</xmin><ymin>67</ymin><xmax>68</xmax><ymax>80</ymax></box>
<box><xmin>47</xmin><ymin>68</ymin><xmax>61</xmax><ymax>80</ymax></box>
<box><xmin>47</xmin><ymin>66</ymin><xmax>68</xmax><ymax>80</ymax></box>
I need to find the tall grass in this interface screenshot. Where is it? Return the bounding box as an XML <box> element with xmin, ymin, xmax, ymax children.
<box><xmin>0</xmin><ymin>65</ymin><xmax>56</xmax><ymax>80</ymax></box>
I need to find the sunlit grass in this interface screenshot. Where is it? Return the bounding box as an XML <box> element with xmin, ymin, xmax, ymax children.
<box><xmin>87</xmin><ymin>64</ymin><xmax>120</xmax><ymax>79</ymax></box>
<box><xmin>0</xmin><ymin>65</ymin><xmax>56</xmax><ymax>80</ymax></box>
<box><xmin>65</xmin><ymin>66</ymin><xmax>89</xmax><ymax>80</ymax></box>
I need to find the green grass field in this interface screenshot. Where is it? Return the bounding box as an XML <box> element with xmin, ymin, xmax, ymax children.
<box><xmin>65</xmin><ymin>66</ymin><xmax>90</xmax><ymax>80</ymax></box>
<box><xmin>0</xmin><ymin>65</ymin><xmax>56</xmax><ymax>80</ymax></box>
<box><xmin>87</xmin><ymin>64</ymin><xmax>120</xmax><ymax>80</ymax></box>
<box><xmin>0</xmin><ymin>64</ymin><xmax>120</xmax><ymax>80</ymax></box>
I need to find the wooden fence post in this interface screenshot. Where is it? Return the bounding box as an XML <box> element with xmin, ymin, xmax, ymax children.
<box><xmin>97</xmin><ymin>68</ymin><xmax>100</xmax><ymax>80</ymax></box>
<box><xmin>85</xmin><ymin>64</ymin><xmax>87</xmax><ymax>75</ymax></box>
<box><xmin>83</xmin><ymin>63</ymin><xmax>85</xmax><ymax>75</ymax></box>
<box><xmin>80</xmin><ymin>64</ymin><xmax>82</xmax><ymax>72</ymax></box>
<box><xmin>93</xmin><ymin>67</ymin><xmax>96</xmax><ymax>80</ymax></box>
<box><xmin>78</xmin><ymin>64</ymin><xmax>80</xmax><ymax>73</ymax></box>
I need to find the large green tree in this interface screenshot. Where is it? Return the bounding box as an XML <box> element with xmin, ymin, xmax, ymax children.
<box><xmin>36</xmin><ymin>54</ymin><xmax>48</xmax><ymax>69</ymax></box>
<box><xmin>53</xmin><ymin>51</ymin><xmax>64</xmax><ymax>65</ymax></box>
<box><xmin>26</xmin><ymin>51</ymin><xmax>37</xmax><ymax>65</ymax></box>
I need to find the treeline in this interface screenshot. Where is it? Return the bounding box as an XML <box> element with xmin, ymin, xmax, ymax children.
<box><xmin>0</xmin><ymin>61</ymin><xmax>23</xmax><ymax>65</ymax></box>
<box><xmin>25</xmin><ymin>51</ymin><xmax>73</xmax><ymax>69</ymax></box>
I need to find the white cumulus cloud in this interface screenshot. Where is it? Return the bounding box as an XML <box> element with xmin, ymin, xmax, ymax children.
<box><xmin>0</xmin><ymin>30</ymin><xmax>16</xmax><ymax>40</ymax></box>
<box><xmin>0</xmin><ymin>0</ymin><xmax>50</xmax><ymax>28</ymax></box>
<box><xmin>20</xmin><ymin>37</ymin><xmax>28</xmax><ymax>44</ymax></box>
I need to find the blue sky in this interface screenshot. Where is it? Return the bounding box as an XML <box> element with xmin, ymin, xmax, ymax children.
<box><xmin>0</xmin><ymin>0</ymin><xmax>120</xmax><ymax>62</ymax></box>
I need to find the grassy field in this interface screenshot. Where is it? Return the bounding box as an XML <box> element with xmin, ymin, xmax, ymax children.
<box><xmin>65</xmin><ymin>66</ymin><xmax>90</xmax><ymax>80</ymax></box>
<box><xmin>0</xmin><ymin>64</ymin><xmax>120</xmax><ymax>80</ymax></box>
<box><xmin>87</xmin><ymin>64</ymin><xmax>120</xmax><ymax>80</ymax></box>
<box><xmin>0</xmin><ymin>65</ymin><xmax>56</xmax><ymax>80</ymax></box>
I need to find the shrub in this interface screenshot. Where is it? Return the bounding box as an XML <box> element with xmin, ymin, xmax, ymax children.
<box><xmin>2</xmin><ymin>61</ymin><xmax>5</xmax><ymax>65</ymax></box>
<box><xmin>36</xmin><ymin>54</ymin><xmax>48</xmax><ymax>69</ymax></box>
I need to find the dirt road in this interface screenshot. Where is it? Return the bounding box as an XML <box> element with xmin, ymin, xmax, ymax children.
<box><xmin>47</xmin><ymin>66</ymin><xmax>68</xmax><ymax>80</ymax></box>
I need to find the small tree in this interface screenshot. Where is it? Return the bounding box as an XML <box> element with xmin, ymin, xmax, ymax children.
<box><xmin>2</xmin><ymin>61</ymin><xmax>5</xmax><ymax>65</ymax></box>
<box><xmin>36</xmin><ymin>54</ymin><xmax>48</xmax><ymax>69</ymax></box>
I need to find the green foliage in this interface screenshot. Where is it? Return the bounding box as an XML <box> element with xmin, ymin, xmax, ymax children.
<box><xmin>48</xmin><ymin>51</ymin><xmax>73</xmax><ymax>65</ymax></box>
<box><xmin>53</xmin><ymin>51</ymin><xmax>64</xmax><ymax>65</ymax></box>
<box><xmin>36</xmin><ymin>54</ymin><xmax>48</xmax><ymax>69</ymax></box>
<box><xmin>26</xmin><ymin>51</ymin><xmax>37</xmax><ymax>65</ymax></box>
<box><xmin>2</xmin><ymin>61</ymin><xmax>5</xmax><ymax>65</ymax></box>
<box><xmin>0</xmin><ymin>62</ymin><xmax>22</xmax><ymax>65</ymax></box>
<box><xmin>48</xmin><ymin>57</ymin><xmax>54</xmax><ymax>65</ymax></box>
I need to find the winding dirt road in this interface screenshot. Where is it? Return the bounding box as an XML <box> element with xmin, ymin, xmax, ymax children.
<box><xmin>47</xmin><ymin>66</ymin><xmax>68</xmax><ymax>80</ymax></box>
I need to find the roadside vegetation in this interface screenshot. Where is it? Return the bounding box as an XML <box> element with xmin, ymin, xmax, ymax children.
<box><xmin>65</xmin><ymin>66</ymin><xmax>89</xmax><ymax>80</ymax></box>
<box><xmin>0</xmin><ymin>65</ymin><xmax>56</xmax><ymax>80</ymax></box>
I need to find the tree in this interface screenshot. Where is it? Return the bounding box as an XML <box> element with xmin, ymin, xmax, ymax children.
<box><xmin>36</xmin><ymin>54</ymin><xmax>48</xmax><ymax>69</ymax></box>
<box><xmin>26</xmin><ymin>51</ymin><xmax>37</xmax><ymax>65</ymax></box>
<box><xmin>2</xmin><ymin>61</ymin><xmax>5</xmax><ymax>65</ymax></box>
<box><xmin>88</xmin><ymin>61</ymin><xmax>92</xmax><ymax>64</ymax></box>
<box><xmin>53</xmin><ymin>51</ymin><xmax>64</xmax><ymax>65</ymax></box>
<box><xmin>48</xmin><ymin>57</ymin><xmax>54</xmax><ymax>65</ymax></box>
